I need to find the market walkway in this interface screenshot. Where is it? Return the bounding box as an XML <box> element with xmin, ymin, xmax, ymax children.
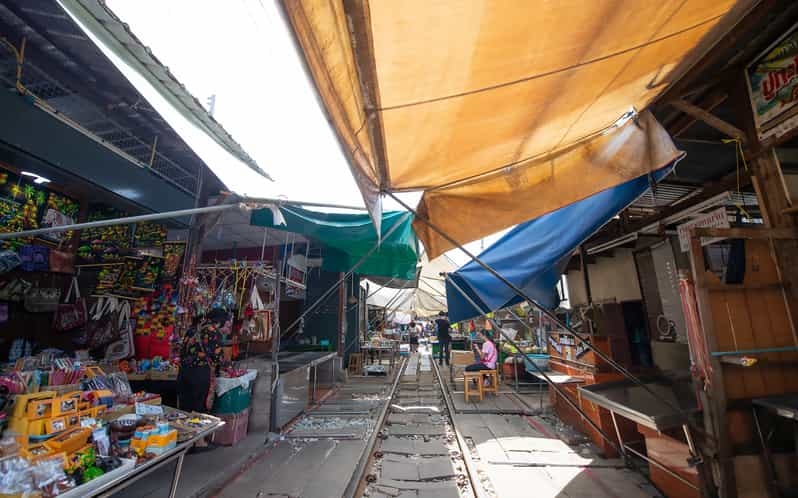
<box><xmin>115</xmin><ymin>351</ymin><xmax>661</xmax><ymax>498</ymax></box>
<box><xmin>114</xmin><ymin>364</ymin><xmax>398</xmax><ymax>498</ymax></box>
<box><xmin>213</xmin><ymin>373</ymin><xmax>398</xmax><ymax>498</ymax></box>
<box><xmin>441</xmin><ymin>362</ymin><xmax>662</xmax><ymax>498</ymax></box>
<box><xmin>359</xmin><ymin>350</ymin><xmax>471</xmax><ymax>498</ymax></box>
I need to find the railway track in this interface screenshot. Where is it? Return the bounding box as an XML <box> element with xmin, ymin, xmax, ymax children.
<box><xmin>353</xmin><ymin>349</ymin><xmax>483</xmax><ymax>498</ymax></box>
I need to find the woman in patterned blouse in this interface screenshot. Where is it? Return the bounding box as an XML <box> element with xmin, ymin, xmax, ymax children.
<box><xmin>177</xmin><ymin>309</ymin><xmax>227</xmax><ymax>413</ymax></box>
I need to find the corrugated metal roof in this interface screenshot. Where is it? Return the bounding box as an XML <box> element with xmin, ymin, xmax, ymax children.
<box><xmin>74</xmin><ymin>0</ymin><xmax>269</xmax><ymax>180</ymax></box>
<box><xmin>0</xmin><ymin>0</ymin><xmax>269</xmax><ymax>195</ymax></box>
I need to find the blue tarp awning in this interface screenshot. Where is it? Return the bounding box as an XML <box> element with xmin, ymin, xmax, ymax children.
<box><xmin>446</xmin><ymin>162</ymin><xmax>678</xmax><ymax>323</ymax></box>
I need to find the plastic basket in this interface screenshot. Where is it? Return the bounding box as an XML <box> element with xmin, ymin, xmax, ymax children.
<box><xmin>212</xmin><ymin>408</ymin><xmax>249</xmax><ymax>446</ymax></box>
<box><xmin>212</xmin><ymin>385</ymin><xmax>251</xmax><ymax>414</ymax></box>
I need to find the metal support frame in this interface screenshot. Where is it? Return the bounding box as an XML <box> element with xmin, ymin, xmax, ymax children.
<box><xmin>269</xmin><ymin>232</ymin><xmax>290</xmax><ymax>433</ymax></box>
<box><xmin>610</xmin><ymin>410</ymin><xmax>629</xmax><ymax>462</ymax></box>
<box><xmin>0</xmin><ymin>202</ymin><xmax>244</xmax><ymax>240</ymax></box>
<box><xmin>623</xmin><ymin>444</ymin><xmax>701</xmax><ymax>492</ymax></box>
<box><xmin>0</xmin><ymin>195</ymin><xmax>369</xmax><ymax>242</ymax></box>
<box><xmin>752</xmin><ymin>406</ymin><xmax>783</xmax><ymax>498</ymax></box>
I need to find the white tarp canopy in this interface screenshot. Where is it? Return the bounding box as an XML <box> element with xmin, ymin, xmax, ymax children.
<box><xmin>366</xmin><ymin>254</ymin><xmax>457</xmax><ymax>318</ymax></box>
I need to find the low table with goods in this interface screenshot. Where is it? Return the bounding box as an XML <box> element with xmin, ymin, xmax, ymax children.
<box><xmin>75</xmin><ymin>407</ymin><xmax>223</xmax><ymax>498</ymax></box>
<box><xmin>0</xmin><ymin>361</ymin><xmax>223</xmax><ymax>498</ymax></box>
<box><xmin>360</xmin><ymin>342</ymin><xmax>398</xmax><ymax>372</ymax></box>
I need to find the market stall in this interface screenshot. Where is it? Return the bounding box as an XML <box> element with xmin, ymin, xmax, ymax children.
<box><xmin>578</xmin><ymin>375</ymin><xmax>701</xmax><ymax>498</ymax></box>
<box><xmin>0</xmin><ymin>359</ymin><xmax>222</xmax><ymax>498</ymax></box>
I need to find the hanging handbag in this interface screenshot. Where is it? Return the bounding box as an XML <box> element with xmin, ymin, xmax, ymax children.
<box><xmin>246</xmin><ymin>285</ymin><xmax>272</xmax><ymax>341</ymax></box>
<box><xmin>49</xmin><ymin>246</ymin><xmax>75</xmax><ymax>274</ymax></box>
<box><xmin>0</xmin><ymin>250</ymin><xmax>21</xmax><ymax>273</ymax></box>
<box><xmin>19</xmin><ymin>245</ymin><xmax>49</xmax><ymax>272</ymax></box>
<box><xmin>24</xmin><ymin>285</ymin><xmax>61</xmax><ymax>313</ymax></box>
<box><xmin>105</xmin><ymin>301</ymin><xmax>134</xmax><ymax>361</ymax></box>
<box><xmin>53</xmin><ymin>277</ymin><xmax>87</xmax><ymax>332</ymax></box>
<box><xmin>86</xmin><ymin>297</ymin><xmax>116</xmax><ymax>350</ymax></box>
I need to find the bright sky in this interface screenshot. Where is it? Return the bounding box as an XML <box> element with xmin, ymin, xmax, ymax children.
<box><xmin>105</xmin><ymin>0</ymin><xmax>372</xmax><ymax>207</ymax></box>
<box><xmin>104</xmin><ymin>0</ymin><xmax>505</xmax><ymax>265</ymax></box>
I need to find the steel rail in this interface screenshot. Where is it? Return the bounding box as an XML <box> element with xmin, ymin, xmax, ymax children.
<box><xmin>432</xmin><ymin>355</ymin><xmax>489</xmax><ymax>498</ymax></box>
<box><xmin>344</xmin><ymin>356</ymin><xmax>407</xmax><ymax>498</ymax></box>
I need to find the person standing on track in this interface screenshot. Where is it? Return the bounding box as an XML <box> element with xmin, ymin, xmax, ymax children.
<box><xmin>408</xmin><ymin>321</ymin><xmax>419</xmax><ymax>353</ymax></box>
<box><xmin>435</xmin><ymin>311</ymin><xmax>451</xmax><ymax>366</ymax></box>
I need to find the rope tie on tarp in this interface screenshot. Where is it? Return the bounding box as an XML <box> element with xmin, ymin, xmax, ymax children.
<box><xmin>721</xmin><ymin>138</ymin><xmax>753</xmax><ymax>219</ymax></box>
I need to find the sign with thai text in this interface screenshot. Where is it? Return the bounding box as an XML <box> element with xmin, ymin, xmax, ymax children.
<box><xmin>677</xmin><ymin>207</ymin><xmax>730</xmax><ymax>253</ymax></box>
<box><xmin>747</xmin><ymin>24</ymin><xmax>798</xmax><ymax>140</ymax></box>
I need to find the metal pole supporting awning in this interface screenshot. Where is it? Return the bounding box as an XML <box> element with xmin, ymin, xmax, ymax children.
<box><xmin>0</xmin><ymin>196</ymin><xmax>368</xmax><ymax>241</ymax></box>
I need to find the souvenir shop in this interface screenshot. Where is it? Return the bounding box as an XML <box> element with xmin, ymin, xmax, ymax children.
<box><xmin>0</xmin><ymin>155</ymin><xmax>249</xmax><ymax>496</ymax></box>
<box><xmin>0</xmin><ymin>155</ymin><xmax>350</xmax><ymax>495</ymax></box>
<box><xmin>0</xmin><ymin>0</ymin><xmax>307</xmax><ymax>492</ymax></box>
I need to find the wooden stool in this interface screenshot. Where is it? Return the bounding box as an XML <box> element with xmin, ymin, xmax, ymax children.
<box><xmin>463</xmin><ymin>372</ymin><xmax>484</xmax><ymax>402</ymax></box>
<box><xmin>348</xmin><ymin>353</ymin><xmax>363</xmax><ymax>375</ymax></box>
<box><xmin>481</xmin><ymin>370</ymin><xmax>499</xmax><ymax>396</ymax></box>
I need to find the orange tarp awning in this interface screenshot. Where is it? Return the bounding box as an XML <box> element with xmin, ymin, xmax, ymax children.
<box><xmin>282</xmin><ymin>0</ymin><xmax>753</xmax><ymax>257</ymax></box>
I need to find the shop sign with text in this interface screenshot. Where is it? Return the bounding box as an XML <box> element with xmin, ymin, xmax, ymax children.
<box><xmin>677</xmin><ymin>207</ymin><xmax>730</xmax><ymax>252</ymax></box>
<box><xmin>747</xmin><ymin>24</ymin><xmax>798</xmax><ymax>141</ymax></box>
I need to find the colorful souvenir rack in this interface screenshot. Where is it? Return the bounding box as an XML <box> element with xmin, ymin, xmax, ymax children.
<box><xmin>77</xmin><ymin>205</ymin><xmax>131</xmax><ymax>264</ymax></box>
<box><xmin>0</xmin><ymin>166</ymin><xmax>81</xmax><ymax>250</ymax></box>
<box><xmin>131</xmin><ymin>285</ymin><xmax>179</xmax><ymax>360</ymax></box>
<box><xmin>133</xmin><ymin>221</ymin><xmax>167</xmax><ymax>248</ymax></box>
<box><xmin>160</xmin><ymin>241</ymin><xmax>186</xmax><ymax>286</ymax></box>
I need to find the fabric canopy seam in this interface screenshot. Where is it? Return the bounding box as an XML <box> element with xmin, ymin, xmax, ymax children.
<box><xmin>375</xmin><ymin>12</ymin><xmax>729</xmax><ymax>113</ymax></box>
<box><xmin>416</xmin><ymin>118</ymin><xmax>623</xmax><ymax>193</ymax></box>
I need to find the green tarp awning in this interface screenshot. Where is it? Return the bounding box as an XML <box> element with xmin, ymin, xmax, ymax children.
<box><xmin>250</xmin><ymin>206</ymin><xmax>418</xmax><ymax>280</ymax></box>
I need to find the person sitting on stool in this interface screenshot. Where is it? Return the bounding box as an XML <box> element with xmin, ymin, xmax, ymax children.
<box><xmin>466</xmin><ymin>330</ymin><xmax>498</xmax><ymax>386</ymax></box>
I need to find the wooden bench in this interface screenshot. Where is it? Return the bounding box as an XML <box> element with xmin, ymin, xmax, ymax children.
<box><xmin>450</xmin><ymin>350</ymin><xmax>475</xmax><ymax>384</ymax></box>
<box><xmin>348</xmin><ymin>353</ymin><xmax>363</xmax><ymax>375</ymax></box>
